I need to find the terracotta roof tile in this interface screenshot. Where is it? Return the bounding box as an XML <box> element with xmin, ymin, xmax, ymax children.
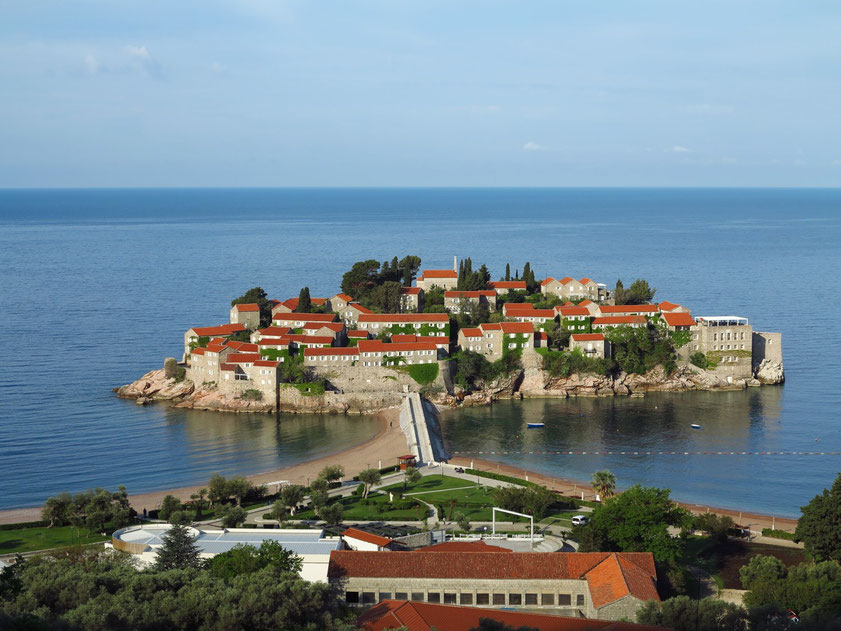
<box><xmin>332</xmin><ymin>293</ymin><xmax>355</xmax><ymax>302</ymax></box>
<box><xmin>500</xmin><ymin>322</ymin><xmax>535</xmax><ymax>334</ymax></box>
<box><xmin>400</xmin><ymin>287</ymin><xmax>421</xmax><ymax>295</ymax></box>
<box><xmin>225</xmin><ymin>353</ymin><xmax>262</xmax><ymax>363</ymax></box>
<box><xmin>347</xmin><ymin>329</ymin><xmax>369</xmax><ymax>338</ymax></box>
<box><xmin>272</xmin><ymin>313</ymin><xmax>338</xmax><ymax>323</ymax></box>
<box><xmin>190</xmin><ymin>323</ymin><xmax>246</xmax><ymax>336</ymax></box>
<box><xmin>253</xmin><ymin>360</ymin><xmax>280</xmax><ymax>367</ymax></box>
<box><xmin>420</xmin><ymin>269</ymin><xmax>458</xmax><ymax>278</ymax></box>
<box><xmin>571</xmin><ymin>333</ymin><xmax>605</xmax><ymax>341</ymax></box>
<box><xmin>599</xmin><ymin>305</ymin><xmax>660</xmax><ymax>314</ymax></box>
<box><xmin>541</xmin><ymin>277</ymin><xmax>556</xmax><ymax>286</ymax></box>
<box><xmin>358</xmin><ymin>313</ymin><xmax>449</xmax><ymax>323</ymax></box>
<box><xmin>489</xmin><ymin>281</ymin><xmax>527</xmax><ymax>290</ymax></box>
<box><xmin>343</xmin><ymin>528</ymin><xmax>394</xmax><ymax>547</ymax></box>
<box><xmin>257</xmin><ymin>326</ymin><xmax>292</xmax><ymax>337</ymax></box>
<box><xmin>592</xmin><ymin>315</ymin><xmax>647</xmax><ymax>325</ymax></box>
<box><xmin>422</xmin><ymin>540</ymin><xmax>511</xmax><ymax>553</ymax></box>
<box><xmin>558</xmin><ymin>307</ymin><xmax>590</xmax><ymax>316</ymax></box>
<box><xmin>459</xmin><ymin>328</ymin><xmax>482</xmax><ymax>337</ymax></box>
<box><xmin>305</xmin><ymin>347</ymin><xmax>359</xmax><ymax>357</ymax></box>
<box><xmin>662</xmin><ymin>312</ymin><xmax>695</xmax><ymax>327</ymax></box>
<box><xmin>232</xmin><ymin>303</ymin><xmax>259</xmax><ymax>312</ymax></box>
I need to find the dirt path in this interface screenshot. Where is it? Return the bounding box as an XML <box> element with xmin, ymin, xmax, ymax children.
<box><xmin>0</xmin><ymin>408</ymin><xmax>407</xmax><ymax>525</ymax></box>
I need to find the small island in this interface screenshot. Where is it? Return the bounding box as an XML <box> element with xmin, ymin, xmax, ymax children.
<box><xmin>118</xmin><ymin>256</ymin><xmax>784</xmax><ymax>414</ymax></box>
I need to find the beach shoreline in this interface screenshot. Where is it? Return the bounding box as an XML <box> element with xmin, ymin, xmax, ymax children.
<box><xmin>0</xmin><ymin>407</ymin><xmax>406</xmax><ymax>525</ymax></box>
<box><xmin>450</xmin><ymin>455</ymin><xmax>798</xmax><ymax>533</ymax></box>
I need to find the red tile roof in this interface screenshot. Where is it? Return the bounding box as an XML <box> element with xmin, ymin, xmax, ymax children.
<box><xmin>357</xmin><ymin>340</ymin><xmax>439</xmax><ymax>353</ymax></box>
<box><xmin>302</xmin><ymin>321</ymin><xmax>345</xmax><ymax>332</ymax></box>
<box><xmin>572</xmin><ymin>333</ymin><xmax>605</xmax><ymax>341</ymax></box>
<box><xmin>580</xmin><ymin>277</ymin><xmax>593</xmax><ymax>284</ymax></box>
<box><xmin>444</xmin><ymin>290</ymin><xmax>496</xmax><ymax>298</ymax></box>
<box><xmin>220</xmin><ymin>363</ymin><xmax>235</xmax><ymax>372</ymax></box>
<box><xmin>479</xmin><ymin>323</ymin><xmax>501</xmax><ymax>331</ymax></box>
<box><xmin>253</xmin><ymin>360</ymin><xmax>280</xmax><ymax>368</ymax></box>
<box><xmin>459</xmin><ymin>328</ymin><xmax>482</xmax><ymax>337</ymax></box>
<box><xmin>358</xmin><ymin>600</ymin><xmax>665</xmax><ymax>631</ymax></box>
<box><xmin>599</xmin><ymin>305</ymin><xmax>659</xmax><ymax>314</ymax></box>
<box><xmin>586</xmin><ymin>554</ymin><xmax>660</xmax><ymax>609</ymax></box>
<box><xmin>191</xmin><ymin>347</ymin><xmax>206</xmax><ymax>356</ymax></box>
<box><xmin>329</xmin><ymin>550</ymin><xmax>656</xmax><ymax>585</ymax></box>
<box><xmin>559</xmin><ymin>276</ymin><xmax>574</xmax><ymax>284</ymax></box>
<box><xmin>232</xmin><ymin>303</ymin><xmax>259</xmax><ymax>312</ymax></box>
<box><xmin>332</xmin><ymin>293</ymin><xmax>354</xmax><ymax>302</ymax></box>
<box><xmin>224</xmin><ymin>341</ymin><xmax>258</xmax><ymax>352</ymax></box>
<box><xmin>511</xmin><ymin>309</ymin><xmax>555</xmax><ymax>318</ymax></box>
<box><xmin>304</xmin><ymin>347</ymin><xmax>359</xmax><ymax>357</ymax></box>
<box><xmin>280</xmin><ymin>297</ymin><xmax>327</xmax><ymax>310</ymax></box>
<box><xmin>346</xmin><ymin>303</ymin><xmax>374</xmax><ymax>314</ymax></box>
<box><xmin>343</xmin><ymin>528</ymin><xmax>394</xmax><ymax>547</ymax></box>
<box><xmin>225</xmin><ymin>353</ymin><xmax>262</xmax><ymax>363</ymax></box>
<box><xmin>499</xmin><ymin>322</ymin><xmax>535</xmax><ymax>334</ymax></box>
<box><xmin>358</xmin><ymin>313</ymin><xmax>449</xmax><ymax>323</ymax></box>
<box><xmin>420</xmin><ymin>269</ymin><xmax>458</xmax><ymax>278</ymax></box>
<box><xmin>658</xmin><ymin>301</ymin><xmax>682</xmax><ymax>312</ymax></box>
<box><xmin>290</xmin><ymin>335</ymin><xmax>333</xmax><ymax>345</ymax></box>
<box><xmin>257</xmin><ymin>338</ymin><xmax>290</xmax><ymax>347</ymax></box>
<box><xmin>489</xmin><ymin>281</ymin><xmax>526</xmax><ymax>290</ymax></box>
<box><xmin>579</xmin><ymin>299</ymin><xmax>593</xmax><ymax>307</ymax></box>
<box><xmin>662</xmin><ymin>312</ymin><xmax>696</xmax><ymax>327</ymax></box>
<box><xmin>257</xmin><ymin>326</ymin><xmax>292</xmax><ymax>337</ymax></box>
<box><xmin>347</xmin><ymin>330</ymin><xmax>369</xmax><ymax>338</ymax></box>
<box><xmin>400</xmin><ymin>287</ymin><xmax>421</xmax><ymax>295</ymax></box>
<box><xmin>189</xmin><ymin>324</ymin><xmax>246</xmax><ymax>336</ymax></box>
<box><xmin>272</xmin><ymin>313</ymin><xmax>338</xmax><ymax>322</ymax></box>
<box><xmin>558</xmin><ymin>307</ymin><xmax>590</xmax><ymax>316</ymax></box>
<box><xmin>592</xmin><ymin>315</ymin><xmax>647</xmax><ymax>325</ymax></box>
<box><xmin>422</xmin><ymin>540</ymin><xmax>511</xmax><ymax>553</ymax></box>
<box><xmin>391</xmin><ymin>334</ymin><xmax>418</xmax><ymax>343</ymax></box>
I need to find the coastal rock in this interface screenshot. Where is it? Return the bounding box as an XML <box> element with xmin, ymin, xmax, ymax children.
<box><xmin>754</xmin><ymin>359</ymin><xmax>785</xmax><ymax>384</ymax></box>
<box><xmin>117</xmin><ymin>369</ymin><xmax>195</xmax><ymax>401</ymax></box>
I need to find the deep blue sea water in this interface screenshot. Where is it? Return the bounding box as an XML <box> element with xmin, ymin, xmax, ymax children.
<box><xmin>0</xmin><ymin>188</ymin><xmax>839</xmax><ymax>516</ymax></box>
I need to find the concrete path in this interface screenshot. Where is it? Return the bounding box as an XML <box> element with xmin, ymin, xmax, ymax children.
<box><xmin>688</xmin><ymin>566</ymin><xmax>719</xmax><ymax>600</ymax></box>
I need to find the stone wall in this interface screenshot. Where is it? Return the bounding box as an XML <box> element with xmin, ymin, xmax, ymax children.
<box><xmin>752</xmin><ymin>331</ymin><xmax>783</xmax><ymax>365</ymax></box>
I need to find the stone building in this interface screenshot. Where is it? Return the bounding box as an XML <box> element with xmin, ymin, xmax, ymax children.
<box><xmin>357</xmin><ymin>313</ymin><xmax>450</xmax><ymax>337</ymax></box>
<box><xmin>338</xmin><ymin>302</ymin><xmax>374</xmax><ymax>326</ymax></box>
<box><xmin>596</xmin><ymin>304</ymin><xmax>660</xmax><ymax>318</ymax></box>
<box><xmin>570</xmin><ymin>333</ymin><xmax>609</xmax><ymax>359</ymax></box>
<box><xmin>507</xmin><ymin>308</ymin><xmax>556</xmax><ymax>330</ymax></box>
<box><xmin>328</xmin><ymin>550</ymin><xmax>659</xmax><ymax>621</ymax></box>
<box><xmin>541</xmin><ymin>277</ymin><xmax>604</xmax><ymax>301</ymax></box>
<box><xmin>691</xmin><ymin>316</ymin><xmax>753</xmax><ymax>378</ymax></box>
<box><xmin>327</xmin><ymin>293</ymin><xmax>355</xmax><ymax>313</ymax></box>
<box><xmin>399</xmin><ymin>287</ymin><xmax>423</xmax><ymax>312</ymax></box>
<box><xmin>183</xmin><ymin>323</ymin><xmax>246</xmax><ymax>358</ymax></box>
<box><xmin>271</xmin><ymin>312</ymin><xmax>338</xmax><ymax>328</ymax></box>
<box><xmin>271</xmin><ymin>297</ymin><xmax>328</xmax><ymax>315</ymax></box>
<box><xmin>556</xmin><ymin>306</ymin><xmax>591</xmax><ymax>334</ymax></box>
<box><xmin>591</xmin><ymin>315</ymin><xmax>647</xmax><ymax>331</ymax></box>
<box><xmin>303</xmin><ymin>347</ymin><xmax>360</xmax><ymax>367</ymax></box>
<box><xmin>229</xmin><ymin>303</ymin><xmax>260</xmax><ymax>330</ymax></box>
<box><xmin>357</xmin><ymin>340</ymin><xmax>439</xmax><ymax>367</ymax></box>
<box><xmin>416</xmin><ymin>269</ymin><xmax>458</xmax><ymax>291</ymax></box>
<box><xmin>444</xmin><ymin>290</ymin><xmax>497</xmax><ymax>313</ymax></box>
<box><xmin>457</xmin><ymin>321</ymin><xmax>534</xmax><ymax>361</ymax></box>
<box><xmin>391</xmin><ymin>334</ymin><xmax>450</xmax><ymax>358</ymax></box>
<box><xmin>488</xmin><ymin>280</ymin><xmax>526</xmax><ymax>295</ymax></box>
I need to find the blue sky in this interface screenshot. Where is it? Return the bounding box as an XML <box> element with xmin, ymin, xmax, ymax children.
<box><xmin>1</xmin><ymin>1</ymin><xmax>839</xmax><ymax>187</ymax></box>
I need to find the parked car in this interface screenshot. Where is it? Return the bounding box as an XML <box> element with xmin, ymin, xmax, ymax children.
<box><xmin>571</xmin><ymin>515</ymin><xmax>589</xmax><ymax>526</ymax></box>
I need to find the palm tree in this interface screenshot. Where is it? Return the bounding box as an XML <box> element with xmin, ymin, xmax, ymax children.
<box><xmin>592</xmin><ymin>470</ymin><xmax>617</xmax><ymax>500</ymax></box>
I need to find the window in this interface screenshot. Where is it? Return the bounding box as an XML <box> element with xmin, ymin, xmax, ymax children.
<box><xmin>493</xmin><ymin>593</ymin><xmax>506</xmax><ymax>605</ymax></box>
<box><xmin>345</xmin><ymin>591</ymin><xmax>359</xmax><ymax>604</ymax></box>
<box><xmin>541</xmin><ymin>593</ymin><xmax>555</xmax><ymax>606</ymax></box>
<box><xmin>476</xmin><ymin>593</ymin><xmax>490</xmax><ymax>605</ymax></box>
<box><xmin>460</xmin><ymin>593</ymin><xmax>473</xmax><ymax>605</ymax></box>
<box><xmin>411</xmin><ymin>593</ymin><xmax>424</xmax><ymax>602</ymax></box>
<box><xmin>525</xmin><ymin>593</ymin><xmax>538</xmax><ymax>605</ymax></box>
<box><xmin>576</xmin><ymin>594</ymin><xmax>585</xmax><ymax>606</ymax></box>
<box><xmin>558</xmin><ymin>594</ymin><xmax>571</xmax><ymax>606</ymax></box>
<box><xmin>509</xmin><ymin>594</ymin><xmax>522</xmax><ymax>605</ymax></box>
<box><xmin>427</xmin><ymin>592</ymin><xmax>440</xmax><ymax>603</ymax></box>
<box><xmin>378</xmin><ymin>592</ymin><xmax>391</xmax><ymax>602</ymax></box>
<box><xmin>444</xmin><ymin>593</ymin><xmax>457</xmax><ymax>604</ymax></box>
<box><xmin>362</xmin><ymin>592</ymin><xmax>375</xmax><ymax>605</ymax></box>
<box><xmin>713</xmin><ymin>333</ymin><xmax>717</xmax><ymax>341</ymax></box>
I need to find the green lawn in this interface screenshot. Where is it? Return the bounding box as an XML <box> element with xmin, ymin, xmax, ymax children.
<box><xmin>0</xmin><ymin>525</ymin><xmax>110</xmax><ymax>554</ymax></box>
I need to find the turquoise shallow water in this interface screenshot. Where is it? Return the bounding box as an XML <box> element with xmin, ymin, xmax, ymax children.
<box><xmin>0</xmin><ymin>187</ymin><xmax>839</xmax><ymax>515</ymax></box>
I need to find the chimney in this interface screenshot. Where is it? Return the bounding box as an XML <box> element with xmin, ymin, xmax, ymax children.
<box><xmin>453</xmin><ymin>255</ymin><xmax>458</xmax><ymax>272</ymax></box>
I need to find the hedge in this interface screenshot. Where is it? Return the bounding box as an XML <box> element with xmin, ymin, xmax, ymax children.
<box><xmin>762</xmin><ymin>528</ymin><xmax>799</xmax><ymax>541</ymax></box>
<box><xmin>464</xmin><ymin>469</ymin><xmax>537</xmax><ymax>488</ymax></box>
<box><xmin>0</xmin><ymin>520</ymin><xmax>50</xmax><ymax>531</ymax></box>
<box><xmin>407</xmin><ymin>363</ymin><xmax>439</xmax><ymax>385</ymax></box>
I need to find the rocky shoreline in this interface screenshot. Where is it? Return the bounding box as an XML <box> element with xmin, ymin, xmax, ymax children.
<box><xmin>116</xmin><ymin>354</ymin><xmax>784</xmax><ymax>415</ymax></box>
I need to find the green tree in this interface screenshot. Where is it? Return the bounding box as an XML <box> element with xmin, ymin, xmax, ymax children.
<box><xmin>574</xmin><ymin>485</ymin><xmax>690</xmax><ymax>562</ymax></box>
<box><xmin>281</xmin><ymin>484</ymin><xmax>307</xmax><ymax>515</ymax></box>
<box><xmin>168</xmin><ymin>510</ymin><xmax>192</xmax><ymax>525</ymax></box>
<box><xmin>208</xmin><ymin>473</ymin><xmax>229</xmax><ymax>507</ymax></box>
<box><xmin>42</xmin><ymin>492</ymin><xmax>72</xmax><ymax>527</ymax></box>
<box><xmin>341</xmin><ymin>259</ymin><xmax>382</xmax><ymax>299</ymax></box>
<box><xmin>154</xmin><ymin>523</ymin><xmax>202</xmax><ymax>571</ymax></box>
<box><xmin>636</xmin><ymin>596</ymin><xmax>748</xmax><ymax>631</ymax></box>
<box><xmin>404</xmin><ymin>466</ymin><xmax>422</xmax><ymax>488</ymax></box>
<box><xmin>358</xmin><ymin>469</ymin><xmax>382</xmax><ymax>499</ymax></box>
<box><xmin>693</xmin><ymin>513</ymin><xmax>734</xmax><ymax>544</ymax></box>
<box><xmin>226</xmin><ymin>476</ymin><xmax>252</xmax><ymax>507</ymax></box>
<box><xmin>159</xmin><ymin>495</ymin><xmax>182</xmax><ymax>521</ymax></box>
<box><xmin>319</xmin><ymin>503</ymin><xmax>343</xmax><ymax>526</ymax></box>
<box><xmin>592</xmin><ymin>470</ymin><xmax>617</xmax><ymax>500</ymax></box>
<box><xmin>270</xmin><ymin>500</ymin><xmax>289</xmax><ymax>523</ymax></box>
<box><xmin>369</xmin><ymin>280</ymin><xmax>404</xmax><ymax>313</ymax></box>
<box><xmin>206</xmin><ymin>541</ymin><xmax>303</xmax><ymax>580</ymax></box>
<box><xmin>456</xmin><ymin>512</ymin><xmax>471</xmax><ymax>532</ymax></box>
<box><xmin>399</xmin><ymin>255</ymin><xmax>422</xmax><ymax>287</ymax></box>
<box><xmin>219</xmin><ymin>505</ymin><xmax>247</xmax><ymax>528</ymax></box>
<box><xmin>296</xmin><ymin>287</ymin><xmax>312</xmax><ymax>313</ymax></box>
<box><xmin>190</xmin><ymin>488</ymin><xmax>208</xmax><ymax>520</ymax></box>
<box><xmin>795</xmin><ymin>472</ymin><xmax>841</xmax><ymax>561</ymax></box>
<box><xmin>614</xmin><ymin>279</ymin><xmax>627</xmax><ymax>305</ymax></box>
<box><xmin>318</xmin><ymin>465</ymin><xmax>345</xmax><ymax>485</ymax></box>
<box><xmin>606</xmin><ymin>325</ymin><xmax>677</xmax><ymax>375</ymax></box>
<box><xmin>627</xmin><ymin>278</ymin><xmax>657</xmax><ymax>304</ymax></box>
<box><xmin>231</xmin><ymin>287</ymin><xmax>272</xmax><ymax>327</ymax></box>
<box><xmin>505</xmin><ymin>263</ymin><xmax>511</xmax><ymax>281</ymax></box>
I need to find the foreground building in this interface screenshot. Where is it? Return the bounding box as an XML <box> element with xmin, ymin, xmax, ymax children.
<box><xmin>359</xmin><ymin>600</ymin><xmax>666</xmax><ymax>631</ymax></box>
<box><xmin>329</xmin><ymin>550</ymin><xmax>659</xmax><ymax>621</ymax></box>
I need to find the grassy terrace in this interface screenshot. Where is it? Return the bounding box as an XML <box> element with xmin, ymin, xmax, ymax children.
<box><xmin>0</xmin><ymin>525</ymin><xmax>111</xmax><ymax>554</ymax></box>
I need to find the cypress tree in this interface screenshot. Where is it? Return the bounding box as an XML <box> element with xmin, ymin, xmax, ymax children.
<box><xmin>505</xmin><ymin>263</ymin><xmax>511</xmax><ymax>281</ymax></box>
<box><xmin>154</xmin><ymin>523</ymin><xmax>202</xmax><ymax>571</ymax></box>
<box><xmin>297</xmin><ymin>287</ymin><xmax>312</xmax><ymax>312</ymax></box>
<box><xmin>522</xmin><ymin>263</ymin><xmax>531</xmax><ymax>289</ymax></box>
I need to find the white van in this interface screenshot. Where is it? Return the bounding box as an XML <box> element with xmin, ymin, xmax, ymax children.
<box><xmin>571</xmin><ymin>515</ymin><xmax>589</xmax><ymax>526</ymax></box>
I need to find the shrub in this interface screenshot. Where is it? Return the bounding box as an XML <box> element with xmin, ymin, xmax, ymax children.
<box><xmin>689</xmin><ymin>352</ymin><xmax>708</xmax><ymax>369</ymax></box>
<box><xmin>159</xmin><ymin>495</ymin><xmax>182</xmax><ymax>521</ymax></box>
<box><xmin>239</xmin><ymin>389</ymin><xmax>263</xmax><ymax>401</ymax></box>
<box><xmin>762</xmin><ymin>528</ymin><xmax>798</xmax><ymax>541</ymax></box>
<box><xmin>407</xmin><ymin>362</ymin><xmax>439</xmax><ymax>385</ymax></box>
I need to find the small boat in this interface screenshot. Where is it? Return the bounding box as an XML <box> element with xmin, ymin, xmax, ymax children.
<box><xmin>527</xmin><ymin>422</ymin><xmax>545</xmax><ymax>429</ymax></box>
<box><xmin>690</xmin><ymin>424</ymin><xmax>702</xmax><ymax>429</ymax></box>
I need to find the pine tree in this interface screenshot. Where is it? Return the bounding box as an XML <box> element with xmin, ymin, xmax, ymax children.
<box><xmin>154</xmin><ymin>523</ymin><xmax>202</xmax><ymax>571</ymax></box>
<box><xmin>505</xmin><ymin>263</ymin><xmax>511</xmax><ymax>281</ymax></box>
<box><xmin>296</xmin><ymin>287</ymin><xmax>312</xmax><ymax>313</ymax></box>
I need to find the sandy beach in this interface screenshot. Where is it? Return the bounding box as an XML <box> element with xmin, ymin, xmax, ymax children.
<box><xmin>451</xmin><ymin>455</ymin><xmax>799</xmax><ymax>533</ymax></box>
<box><xmin>0</xmin><ymin>407</ymin><xmax>407</xmax><ymax>525</ymax></box>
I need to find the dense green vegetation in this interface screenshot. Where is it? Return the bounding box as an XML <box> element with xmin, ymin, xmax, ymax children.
<box><xmin>40</xmin><ymin>487</ymin><xmax>134</xmax><ymax>533</ymax></box>
<box><xmin>456</xmin><ymin>257</ymin><xmax>491</xmax><ymax>291</ymax></box>
<box><xmin>452</xmin><ymin>350</ymin><xmax>522</xmax><ymax>390</ymax></box>
<box><xmin>406</xmin><ymin>362</ymin><xmax>439</xmax><ymax>384</ymax></box>
<box><xmin>539</xmin><ymin>347</ymin><xmax>615</xmax><ymax>377</ymax></box>
<box><xmin>795</xmin><ymin>472</ymin><xmax>841</xmax><ymax>561</ymax></box>
<box><xmin>340</xmin><ymin>256</ymin><xmax>421</xmax><ymax>311</ymax></box>
<box><xmin>0</xmin><ymin>525</ymin><xmax>110</xmax><ymax>554</ymax></box>
<box><xmin>605</xmin><ymin>325</ymin><xmax>678</xmax><ymax>374</ymax></box>
<box><xmin>614</xmin><ymin>278</ymin><xmax>656</xmax><ymax>305</ymax></box>
<box><xmin>230</xmin><ymin>286</ymin><xmax>272</xmax><ymax>327</ymax></box>
<box><xmin>0</xmin><ymin>545</ymin><xmax>354</xmax><ymax>630</ymax></box>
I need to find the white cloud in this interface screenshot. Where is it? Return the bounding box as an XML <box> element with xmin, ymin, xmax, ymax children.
<box><xmin>666</xmin><ymin>145</ymin><xmax>692</xmax><ymax>153</ymax></box>
<box><xmin>125</xmin><ymin>45</ymin><xmax>163</xmax><ymax>79</ymax></box>
<box><xmin>523</xmin><ymin>141</ymin><xmax>549</xmax><ymax>151</ymax></box>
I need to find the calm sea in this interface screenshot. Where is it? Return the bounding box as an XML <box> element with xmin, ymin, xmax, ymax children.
<box><xmin>0</xmin><ymin>188</ymin><xmax>839</xmax><ymax>516</ymax></box>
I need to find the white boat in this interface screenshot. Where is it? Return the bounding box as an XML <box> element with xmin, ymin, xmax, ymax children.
<box><xmin>527</xmin><ymin>422</ymin><xmax>545</xmax><ymax>429</ymax></box>
<box><xmin>690</xmin><ymin>423</ymin><xmax>702</xmax><ymax>429</ymax></box>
